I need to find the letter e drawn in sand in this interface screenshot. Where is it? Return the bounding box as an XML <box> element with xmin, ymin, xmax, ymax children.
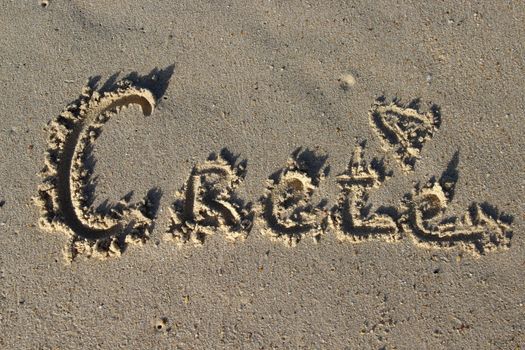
<box><xmin>259</xmin><ymin>148</ymin><xmax>330</xmax><ymax>246</ymax></box>
<box><xmin>369</xmin><ymin>98</ymin><xmax>441</xmax><ymax>172</ymax></box>
<box><xmin>399</xmin><ymin>152</ymin><xmax>513</xmax><ymax>255</ymax></box>
<box><xmin>166</xmin><ymin>149</ymin><xmax>253</xmax><ymax>245</ymax></box>
<box><xmin>35</xmin><ymin>69</ymin><xmax>173</xmax><ymax>261</ymax></box>
<box><xmin>331</xmin><ymin>142</ymin><xmax>400</xmax><ymax>242</ymax></box>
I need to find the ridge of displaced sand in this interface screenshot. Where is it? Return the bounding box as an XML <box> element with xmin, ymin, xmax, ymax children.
<box><xmin>34</xmin><ymin>81</ymin><xmax>158</xmax><ymax>261</ymax></box>
<box><xmin>34</xmin><ymin>83</ymin><xmax>514</xmax><ymax>261</ymax></box>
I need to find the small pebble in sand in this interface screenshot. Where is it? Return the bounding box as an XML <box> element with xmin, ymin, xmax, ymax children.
<box><xmin>339</xmin><ymin>73</ymin><xmax>356</xmax><ymax>91</ymax></box>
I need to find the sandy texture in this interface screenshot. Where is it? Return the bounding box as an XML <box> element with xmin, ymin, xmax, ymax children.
<box><xmin>1</xmin><ymin>1</ymin><xmax>524</xmax><ymax>349</ymax></box>
<box><xmin>35</xmin><ymin>82</ymin><xmax>158</xmax><ymax>260</ymax></box>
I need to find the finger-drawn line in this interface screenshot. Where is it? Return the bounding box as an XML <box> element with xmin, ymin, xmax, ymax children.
<box><xmin>259</xmin><ymin>148</ymin><xmax>329</xmax><ymax>246</ymax></box>
<box><xmin>332</xmin><ymin>143</ymin><xmax>399</xmax><ymax>242</ymax></box>
<box><xmin>369</xmin><ymin>98</ymin><xmax>441</xmax><ymax>171</ymax></box>
<box><xmin>35</xmin><ymin>78</ymin><xmax>162</xmax><ymax>261</ymax></box>
<box><xmin>399</xmin><ymin>153</ymin><xmax>513</xmax><ymax>255</ymax></box>
<box><xmin>167</xmin><ymin>150</ymin><xmax>253</xmax><ymax>245</ymax></box>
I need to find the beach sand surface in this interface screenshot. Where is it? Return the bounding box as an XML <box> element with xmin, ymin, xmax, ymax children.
<box><xmin>0</xmin><ymin>1</ymin><xmax>524</xmax><ymax>349</ymax></box>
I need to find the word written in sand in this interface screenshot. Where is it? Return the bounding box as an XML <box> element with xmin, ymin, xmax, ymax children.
<box><xmin>35</xmin><ymin>80</ymin><xmax>513</xmax><ymax>261</ymax></box>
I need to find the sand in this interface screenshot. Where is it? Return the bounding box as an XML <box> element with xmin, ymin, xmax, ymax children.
<box><xmin>0</xmin><ymin>1</ymin><xmax>524</xmax><ymax>349</ymax></box>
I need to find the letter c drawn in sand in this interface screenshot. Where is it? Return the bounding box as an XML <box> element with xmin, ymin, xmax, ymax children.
<box><xmin>36</xmin><ymin>80</ymin><xmax>160</xmax><ymax>261</ymax></box>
